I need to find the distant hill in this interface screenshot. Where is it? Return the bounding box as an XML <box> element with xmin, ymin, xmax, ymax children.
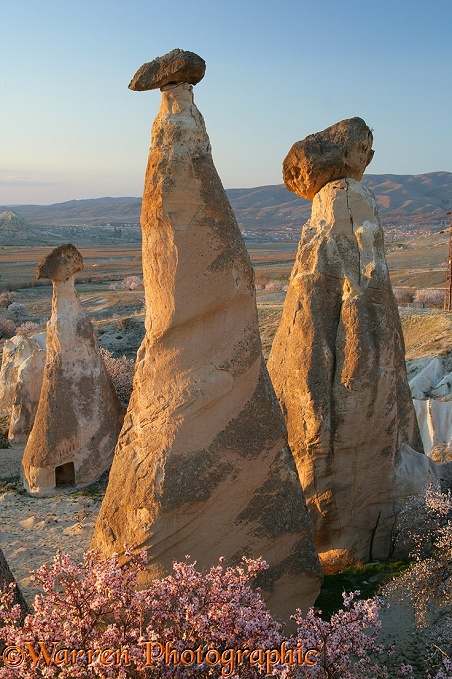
<box><xmin>0</xmin><ymin>210</ymin><xmax>43</xmax><ymax>244</ymax></box>
<box><xmin>0</xmin><ymin>204</ymin><xmax>141</xmax><ymax>247</ymax></box>
<box><xmin>4</xmin><ymin>172</ymin><xmax>452</xmax><ymax>241</ymax></box>
<box><xmin>0</xmin><ymin>210</ymin><xmax>30</xmax><ymax>234</ymax></box>
<box><xmin>228</xmin><ymin>172</ymin><xmax>452</xmax><ymax>236</ymax></box>
<box><xmin>3</xmin><ymin>197</ymin><xmax>142</xmax><ymax>227</ymax></box>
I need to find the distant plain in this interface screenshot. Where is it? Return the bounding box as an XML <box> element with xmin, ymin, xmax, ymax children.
<box><xmin>2</xmin><ymin>233</ymin><xmax>452</xmax><ymax>361</ymax></box>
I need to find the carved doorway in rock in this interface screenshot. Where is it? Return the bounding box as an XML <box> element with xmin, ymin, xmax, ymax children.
<box><xmin>55</xmin><ymin>462</ymin><xmax>75</xmax><ymax>488</ymax></box>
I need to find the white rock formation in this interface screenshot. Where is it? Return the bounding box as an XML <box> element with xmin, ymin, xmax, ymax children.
<box><xmin>92</xmin><ymin>74</ymin><xmax>322</xmax><ymax>622</ymax></box>
<box><xmin>22</xmin><ymin>245</ymin><xmax>122</xmax><ymax>495</ymax></box>
<box><xmin>0</xmin><ymin>333</ymin><xmax>46</xmax><ymax>442</ymax></box>
<box><xmin>409</xmin><ymin>356</ymin><xmax>452</xmax><ymax>460</ymax></box>
<box><xmin>413</xmin><ymin>399</ymin><xmax>452</xmax><ymax>459</ymax></box>
<box><xmin>409</xmin><ymin>357</ymin><xmax>445</xmax><ymax>400</ymax></box>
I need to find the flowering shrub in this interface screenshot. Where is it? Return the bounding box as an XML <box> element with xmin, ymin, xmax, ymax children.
<box><xmin>0</xmin><ymin>550</ymin><xmax>150</xmax><ymax>678</ymax></box>
<box><xmin>413</xmin><ymin>289</ymin><xmax>444</xmax><ymax>308</ymax></box>
<box><xmin>142</xmin><ymin>557</ymin><xmax>282</xmax><ymax>678</ymax></box>
<box><xmin>0</xmin><ymin>552</ymin><xmax>282</xmax><ymax>678</ymax></box>
<box><xmin>99</xmin><ymin>348</ymin><xmax>135</xmax><ymax>409</ymax></box>
<box><xmin>0</xmin><ymin>549</ymin><xmax>426</xmax><ymax>679</ymax></box>
<box><xmin>384</xmin><ymin>485</ymin><xmax>452</xmax><ymax>677</ymax></box>
<box><xmin>283</xmin><ymin>592</ymin><xmax>391</xmax><ymax>678</ymax></box>
<box><xmin>264</xmin><ymin>281</ymin><xmax>285</xmax><ymax>292</ymax></box>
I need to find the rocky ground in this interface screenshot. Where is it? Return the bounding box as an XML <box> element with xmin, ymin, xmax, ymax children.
<box><xmin>0</xmin><ymin>445</ymin><xmax>103</xmax><ymax>601</ymax></box>
<box><xmin>400</xmin><ymin>307</ymin><xmax>452</xmax><ymax>378</ymax></box>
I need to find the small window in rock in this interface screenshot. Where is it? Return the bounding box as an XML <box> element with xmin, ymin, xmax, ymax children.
<box><xmin>55</xmin><ymin>462</ymin><xmax>75</xmax><ymax>487</ymax></box>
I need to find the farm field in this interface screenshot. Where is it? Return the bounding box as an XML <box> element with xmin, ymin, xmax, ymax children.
<box><xmin>2</xmin><ymin>236</ymin><xmax>452</xmax><ymax>362</ymax></box>
<box><xmin>2</xmin><ymin>230</ymin><xmax>451</xmax><ymax>292</ymax></box>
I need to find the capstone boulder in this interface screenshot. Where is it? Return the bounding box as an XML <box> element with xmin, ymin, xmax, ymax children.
<box><xmin>129</xmin><ymin>48</ymin><xmax>206</xmax><ymax>91</ymax></box>
<box><xmin>283</xmin><ymin>117</ymin><xmax>374</xmax><ymax>200</ymax></box>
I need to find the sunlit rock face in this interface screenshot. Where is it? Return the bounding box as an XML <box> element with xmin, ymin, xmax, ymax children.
<box><xmin>0</xmin><ymin>332</ymin><xmax>45</xmax><ymax>442</ymax></box>
<box><xmin>22</xmin><ymin>244</ymin><xmax>122</xmax><ymax>495</ymax></box>
<box><xmin>268</xmin><ymin>176</ymin><xmax>443</xmax><ymax>572</ymax></box>
<box><xmin>92</xmin><ymin>71</ymin><xmax>322</xmax><ymax>622</ymax></box>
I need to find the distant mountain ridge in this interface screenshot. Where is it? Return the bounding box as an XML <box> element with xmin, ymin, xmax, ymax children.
<box><xmin>3</xmin><ymin>172</ymin><xmax>451</xmax><ymax>236</ymax></box>
<box><xmin>0</xmin><ymin>210</ymin><xmax>36</xmax><ymax>238</ymax></box>
<box><xmin>1</xmin><ymin>197</ymin><xmax>142</xmax><ymax>227</ymax></box>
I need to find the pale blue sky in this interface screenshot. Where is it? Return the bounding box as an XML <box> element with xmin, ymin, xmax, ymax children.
<box><xmin>1</xmin><ymin>0</ymin><xmax>451</xmax><ymax>204</ymax></box>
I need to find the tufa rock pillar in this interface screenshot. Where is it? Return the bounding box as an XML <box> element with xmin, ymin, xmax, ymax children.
<box><xmin>268</xmin><ymin>118</ymin><xmax>440</xmax><ymax>572</ymax></box>
<box><xmin>91</xmin><ymin>49</ymin><xmax>322</xmax><ymax>622</ymax></box>
<box><xmin>22</xmin><ymin>244</ymin><xmax>122</xmax><ymax>495</ymax></box>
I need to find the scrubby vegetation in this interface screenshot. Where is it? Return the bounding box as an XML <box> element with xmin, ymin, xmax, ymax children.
<box><xmin>0</xmin><ymin>553</ymin><xmax>400</xmax><ymax>678</ymax></box>
<box><xmin>0</xmin><ymin>319</ymin><xmax>16</xmax><ymax>340</ymax></box>
<box><xmin>392</xmin><ymin>287</ymin><xmax>445</xmax><ymax>308</ymax></box>
<box><xmin>383</xmin><ymin>486</ymin><xmax>452</xmax><ymax>675</ymax></box>
<box><xmin>99</xmin><ymin>348</ymin><xmax>135</xmax><ymax>409</ymax></box>
<box><xmin>1</xmin><ymin>486</ymin><xmax>450</xmax><ymax>678</ymax></box>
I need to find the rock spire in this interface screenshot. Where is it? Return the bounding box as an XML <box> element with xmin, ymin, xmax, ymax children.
<box><xmin>22</xmin><ymin>244</ymin><xmax>122</xmax><ymax>495</ymax></box>
<box><xmin>92</xmin><ymin>52</ymin><xmax>322</xmax><ymax>622</ymax></box>
<box><xmin>268</xmin><ymin>120</ymin><xmax>441</xmax><ymax>572</ymax></box>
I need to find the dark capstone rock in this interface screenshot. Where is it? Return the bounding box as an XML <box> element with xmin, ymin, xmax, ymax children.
<box><xmin>283</xmin><ymin>117</ymin><xmax>375</xmax><ymax>200</ymax></box>
<box><xmin>36</xmin><ymin>243</ymin><xmax>83</xmax><ymax>281</ymax></box>
<box><xmin>129</xmin><ymin>48</ymin><xmax>206</xmax><ymax>91</ymax></box>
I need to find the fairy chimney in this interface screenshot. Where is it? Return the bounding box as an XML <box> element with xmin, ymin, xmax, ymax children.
<box><xmin>268</xmin><ymin>119</ymin><xmax>442</xmax><ymax>573</ymax></box>
<box><xmin>91</xmin><ymin>50</ymin><xmax>322</xmax><ymax>622</ymax></box>
<box><xmin>22</xmin><ymin>244</ymin><xmax>122</xmax><ymax>495</ymax></box>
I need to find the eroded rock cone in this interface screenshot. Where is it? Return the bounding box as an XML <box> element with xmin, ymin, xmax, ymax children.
<box><xmin>92</xmin><ymin>79</ymin><xmax>322</xmax><ymax>621</ymax></box>
<box><xmin>22</xmin><ymin>244</ymin><xmax>122</xmax><ymax>495</ymax></box>
<box><xmin>0</xmin><ymin>548</ymin><xmax>28</xmax><ymax>622</ymax></box>
<box><xmin>283</xmin><ymin>117</ymin><xmax>374</xmax><ymax>200</ymax></box>
<box><xmin>268</xmin><ymin>178</ymin><xmax>440</xmax><ymax>572</ymax></box>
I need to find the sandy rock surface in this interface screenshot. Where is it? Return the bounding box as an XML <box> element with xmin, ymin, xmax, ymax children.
<box><xmin>268</xmin><ymin>178</ymin><xmax>439</xmax><ymax>572</ymax></box>
<box><xmin>92</xmin><ymin>80</ymin><xmax>322</xmax><ymax>622</ymax></box>
<box><xmin>0</xmin><ymin>445</ymin><xmax>100</xmax><ymax>603</ymax></box>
